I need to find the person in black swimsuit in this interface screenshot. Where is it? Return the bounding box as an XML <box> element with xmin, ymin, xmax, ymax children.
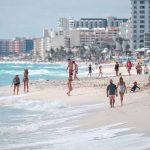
<box><xmin>114</xmin><ymin>62</ymin><xmax>119</xmax><ymax>76</ymax></box>
<box><xmin>87</xmin><ymin>64</ymin><xmax>94</xmax><ymax>78</ymax></box>
<box><xmin>12</xmin><ymin>75</ymin><xmax>20</xmax><ymax>95</ymax></box>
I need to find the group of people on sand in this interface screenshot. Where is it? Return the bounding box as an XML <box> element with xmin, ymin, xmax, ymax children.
<box><xmin>106</xmin><ymin>76</ymin><xmax>143</xmax><ymax>108</ymax></box>
<box><xmin>66</xmin><ymin>58</ymin><xmax>79</xmax><ymax>96</ymax></box>
<box><xmin>12</xmin><ymin>69</ymin><xmax>29</xmax><ymax>95</ymax></box>
<box><xmin>114</xmin><ymin>59</ymin><xmax>149</xmax><ymax>76</ymax></box>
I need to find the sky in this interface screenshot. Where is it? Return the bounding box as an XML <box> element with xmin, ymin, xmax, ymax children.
<box><xmin>0</xmin><ymin>0</ymin><xmax>131</xmax><ymax>39</ymax></box>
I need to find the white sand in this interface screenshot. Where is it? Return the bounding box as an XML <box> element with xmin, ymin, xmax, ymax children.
<box><xmin>0</xmin><ymin>66</ymin><xmax>150</xmax><ymax>134</ymax></box>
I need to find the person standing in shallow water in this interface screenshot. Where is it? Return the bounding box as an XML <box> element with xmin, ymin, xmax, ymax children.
<box><xmin>106</xmin><ymin>79</ymin><xmax>118</xmax><ymax>108</ymax></box>
<box><xmin>12</xmin><ymin>75</ymin><xmax>20</xmax><ymax>95</ymax></box>
<box><xmin>23</xmin><ymin>69</ymin><xmax>29</xmax><ymax>92</ymax></box>
<box><xmin>117</xmin><ymin>77</ymin><xmax>127</xmax><ymax>106</ymax></box>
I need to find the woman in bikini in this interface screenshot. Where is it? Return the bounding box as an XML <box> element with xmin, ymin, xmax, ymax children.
<box><xmin>117</xmin><ymin>77</ymin><xmax>127</xmax><ymax>106</ymax></box>
<box><xmin>23</xmin><ymin>69</ymin><xmax>29</xmax><ymax>92</ymax></box>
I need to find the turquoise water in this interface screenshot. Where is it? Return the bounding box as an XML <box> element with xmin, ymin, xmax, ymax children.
<box><xmin>0</xmin><ymin>63</ymin><xmax>86</xmax><ymax>86</ymax></box>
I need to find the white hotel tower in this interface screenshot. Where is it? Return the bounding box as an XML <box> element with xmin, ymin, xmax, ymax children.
<box><xmin>131</xmin><ymin>0</ymin><xmax>150</xmax><ymax>50</ymax></box>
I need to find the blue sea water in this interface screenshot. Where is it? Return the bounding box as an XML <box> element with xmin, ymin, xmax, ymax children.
<box><xmin>0</xmin><ymin>62</ymin><xmax>88</xmax><ymax>86</ymax></box>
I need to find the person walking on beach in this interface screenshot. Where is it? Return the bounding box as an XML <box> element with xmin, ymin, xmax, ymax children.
<box><xmin>114</xmin><ymin>62</ymin><xmax>119</xmax><ymax>76</ymax></box>
<box><xmin>23</xmin><ymin>68</ymin><xmax>29</xmax><ymax>92</ymax></box>
<box><xmin>12</xmin><ymin>75</ymin><xmax>20</xmax><ymax>95</ymax></box>
<box><xmin>107</xmin><ymin>79</ymin><xmax>118</xmax><ymax>108</ymax></box>
<box><xmin>87</xmin><ymin>64</ymin><xmax>94</xmax><ymax>78</ymax></box>
<box><xmin>136</xmin><ymin>63</ymin><xmax>142</xmax><ymax>75</ymax></box>
<box><xmin>98</xmin><ymin>65</ymin><xmax>103</xmax><ymax>78</ymax></box>
<box><xmin>66</xmin><ymin>58</ymin><xmax>74</xmax><ymax>77</ymax></box>
<box><xmin>73</xmin><ymin>61</ymin><xmax>80</xmax><ymax>81</ymax></box>
<box><xmin>126</xmin><ymin>59</ymin><xmax>132</xmax><ymax>76</ymax></box>
<box><xmin>117</xmin><ymin>77</ymin><xmax>127</xmax><ymax>106</ymax></box>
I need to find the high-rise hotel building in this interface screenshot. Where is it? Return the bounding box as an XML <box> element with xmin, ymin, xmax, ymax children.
<box><xmin>131</xmin><ymin>0</ymin><xmax>150</xmax><ymax>50</ymax></box>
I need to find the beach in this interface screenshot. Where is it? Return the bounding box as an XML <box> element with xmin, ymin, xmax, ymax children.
<box><xmin>0</xmin><ymin>64</ymin><xmax>150</xmax><ymax>149</ymax></box>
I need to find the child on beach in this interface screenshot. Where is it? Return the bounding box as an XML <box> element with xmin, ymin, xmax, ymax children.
<box><xmin>106</xmin><ymin>79</ymin><xmax>118</xmax><ymax>108</ymax></box>
<box><xmin>130</xmin><ymin>81</ymin><xmax>140</xmax><ymax>92</ymax></box>
<box><xmin>12</xmin><ymin>75</ymin><xmax>20</xmax><ymax>95</ymax></box>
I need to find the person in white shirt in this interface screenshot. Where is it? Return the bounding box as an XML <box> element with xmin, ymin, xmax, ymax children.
<box><xmin>144</xmin><ymin>64</ymin><xmax>149</xmax><ymax>74</ymax></box>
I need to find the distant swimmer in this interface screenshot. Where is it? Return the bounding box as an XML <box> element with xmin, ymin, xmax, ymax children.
<box><xmin>117</xmin><ymin>77</ymin><xmax>127</xmax><ymax>106</ymax></box>
<box><xmin>106</xmin><ymin>79</ymin><xmax>118</xmax><ymax>108</ymax></box>
<box><xmin>23</xmin><ymin>68</ymin><xmax>29</xmax><ymax>92</ymax></box>
<box><xmin>12</xmin><ymin>75</ymin><xmax>20</xmax><ymax>95</ymax></box>
<box><xmin>87</xmin><ymin>64</ymin><xmax>94</xmax><ymax>78</ymax></box>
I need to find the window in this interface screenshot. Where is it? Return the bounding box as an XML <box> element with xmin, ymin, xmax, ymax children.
<box><xmin>134</xmin><ymin>16</ymin><xmax>137</xmax><ymax>18</ymax></box>
<box><xmin>140</xmin><ymin>40</ymin><xmax>144</xmax><ymax>43</ymax></box>
<box><xmin>140</xmin><ymin>35</ymin><xmax>144</xmax><ymax>38</ymax></box>
<box><xmin>140</xmin><ymin>20</ymin><xmax>145</xmax><ymax>23</ymax></box>
<box><xmin>140</xmin><ymin>15</ymin><xmax>145</xmax><ymax>19</ymax></box>
<box><xmin>140</xmin><ymin>1</ymin><xmax>145</xmax><ymax>4</ymax></box>
<box><xmin>134</xmin><ymin>1</ymin><xmax>137</xmax><ymax>4</ymax></box>
<box><xmin>140</xmin><ymin>10</ymin><xmax>145</xmax><ymax>14</ymax></box>
<box><xmin>134</xmin><ymin>25</ymin><xmax>137</xmax><ymax>28</ymax></box>
<box><xmin>140</xmin><ymin>25</ymin><xmax>145</xmax><ymax>28</ymax></box>
<box><xmin>134</xmin><ymin>30</ymin><xmax>137</xmax><ymax>33</ymax></box>
<box><xmin>134</xmin><ymin>11</ymin><xmax>137</xmax><ymax>14</ymax></box>
<box><xmin>134</xmin><ymin>20</ymin><xmax>137</xmax><ymax>23</ymax></box>
<box><xmin>140</xmin><ymin>30</ymin><xmax>144</xmax><ymax>33</ymax></box>
<box><xmin>140</xmin><ymin>6</ymin><xmax>145</xmax><ymax>9</ymax></box>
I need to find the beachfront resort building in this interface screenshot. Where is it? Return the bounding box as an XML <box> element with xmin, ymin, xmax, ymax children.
<box><xmin>58</xmin><ymin>17</ymin><xmax>128</xmax><ymax>30</ymax></box>
<box><xmin>130</xmin><ymin>0</ymin><xmax>150</xmax><ymax>50</ymax></box>
<box><xmin>0</xmin><ymin>38</ymin><xmax>33</xmax><ymax>56</ymax></box>
<box><xmin>144</xmin><ymin>32</ymin><xmax>150</xmax><ymax>49</ymax></box>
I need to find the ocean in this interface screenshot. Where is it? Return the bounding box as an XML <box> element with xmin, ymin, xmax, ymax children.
<box><xmin>0</xmin><ymin>62</ymin><xmax>150</xmax><ymax>150</ymax></box>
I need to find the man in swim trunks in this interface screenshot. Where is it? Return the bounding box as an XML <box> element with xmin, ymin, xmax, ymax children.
<box><xmin>106</xmin><ymin>79</ymin><xmax>118</xmax><ymax>108</ymax></box>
